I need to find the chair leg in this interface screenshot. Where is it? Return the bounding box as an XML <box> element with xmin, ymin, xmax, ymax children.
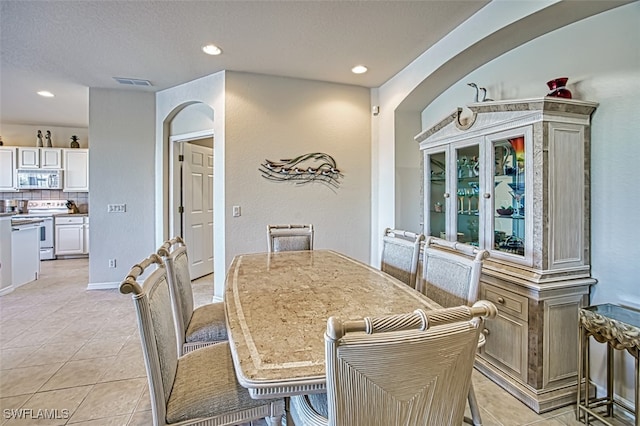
<box><xmin>465</xmin><ymin>383</ymin><xmax>482</xmax><ymax>426</ymax></box>
<box><xmin>264</xmin><ymin>414</ymin><xmax>283</xmax><ymax>426</ymax></box>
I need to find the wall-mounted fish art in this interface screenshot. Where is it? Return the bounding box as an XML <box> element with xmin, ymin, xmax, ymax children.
<box><xmin>259</xmin><ymin>152</ymin><xmax>343</xmax><ymax>189</ymax></box>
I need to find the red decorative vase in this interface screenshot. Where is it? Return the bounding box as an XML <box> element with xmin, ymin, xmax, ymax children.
<box><xmin>546</xmin><ymin>77</ymin><xmax>572</xmax><ymax>99</ymax></box>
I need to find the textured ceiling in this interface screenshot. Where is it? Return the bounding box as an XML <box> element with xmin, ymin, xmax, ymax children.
<box><xmin>0</xmin><ymin>0</ymin><xmax>489</xmax><ymax>128</ymax></box>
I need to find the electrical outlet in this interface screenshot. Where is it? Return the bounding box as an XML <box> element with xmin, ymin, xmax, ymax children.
<box><xmin>232</xmin><ymin>205</ymin><xmax>241</xmax><ymax>217</ymax></box>
<box><xmin>107</xmin><ymin>204</ymin><xmax>126</xmax><ymax>213</ymax></box>
<box><xmin>108</xmin><ymin>259</ymin><xmax>116</xmax><ymax>268</ymax></box>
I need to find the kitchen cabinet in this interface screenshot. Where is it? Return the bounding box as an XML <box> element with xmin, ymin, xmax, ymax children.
<box><xmin>55</xmin><ymin>216</ymin><xmax>88</xmax><ymax>257</ymax></box>
<box><xmin>18</xmin><ymin>147</ymin><xmax>62</xmax><ymax>169</ymax></box>
<box><xmin>415</xmin><ymin>98</ymin><xmax>597</xmax><ymax>413</ymax></box>
<box><xmin>0</xmin><ymin>216</ymin><xmax>12</xmax><ymax>293</ymax></box>
<box><xmin>0</xmin><ymin>147</ymin><xmax>17</xmax><ymax>191</ymax></box>
<box><xmin>11</xmin><ymin>221</ymin><xmax>40</xmax><ymax>287</ymax></box>
<box><xmin>83</xmin><ymin>216</ymin><xmax>89</xmax><ymax>255</ymax></box>
<box><xmin>63</xmin><ymin>149</ymin><xmax>89</xmax><ymax>192</ymax></box>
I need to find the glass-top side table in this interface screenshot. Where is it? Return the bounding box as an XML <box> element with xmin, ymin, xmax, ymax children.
<box><xmin>577</xmin><ymin>304</ymin><xmax>640</xmax><ymax>425</ymax></box>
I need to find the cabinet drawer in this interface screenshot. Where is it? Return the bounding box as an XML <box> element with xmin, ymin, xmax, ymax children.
<box><xmin>481</xmin><ymin>284</ymin><xmax>528</xmax><ymax>321</ymax></box>
<box><xmin>55</xmin><ymin>216</ymin><xmax>84</xmax><ymax>225</ymax></box>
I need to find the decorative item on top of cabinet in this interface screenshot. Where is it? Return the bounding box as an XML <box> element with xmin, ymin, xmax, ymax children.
<box><xmin>415</xmin><ymin>97</ymin><xmax>598</xmax><ymax>413</ymax></box>
<box><xmin>546</xmin><ymin>77</ymin><xmax>572</xmax><ymax>99</ymax></box>
<box><xmin>45</xmin><ymin>130</ymin><xmax>52</xmax><ymax>147</ymax></box>
<box><xmin>36</xmin><ymin>130</ymin><xmax>43</xmax><ymax>147</ymax></box>
<box><xmin>70</xmin><ymin>135</ymin><xmax>80</xmax><ymax>148</ymax></box>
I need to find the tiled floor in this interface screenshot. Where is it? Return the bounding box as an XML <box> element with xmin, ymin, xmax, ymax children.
<box><xmin>0</xmin><ymin>258</ymin><xmax>632</xmax><ymax>425</ymax></box>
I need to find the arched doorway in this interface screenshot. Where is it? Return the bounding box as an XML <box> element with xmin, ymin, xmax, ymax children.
<box><xmin>165</xmin><ymin>102</ymin><xmax>215</xmax><ymax>279</ymax></box>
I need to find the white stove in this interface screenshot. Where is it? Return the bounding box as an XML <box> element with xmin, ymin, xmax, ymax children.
<box><xmin>21</xmin><ymin>200</ymin><xmax>70</xmax><ymax>215</ymax></box>
<box><xmin>12</xmin><ymin>199</ymin><xmax>72</xmax><ymax>260</ymax></box>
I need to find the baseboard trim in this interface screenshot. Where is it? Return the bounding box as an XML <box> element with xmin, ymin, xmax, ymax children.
<box><xmin>0</xmin><ymin>285</ymin><xmax>15</xmax><ymax>296</ymax></box>
<box><xmin>87</xmin><ymin>281</ymin><xmax>120</xmax><ymax>290</ymax></box>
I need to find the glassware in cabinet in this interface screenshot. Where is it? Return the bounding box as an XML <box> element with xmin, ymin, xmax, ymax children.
<box><xmin>486</xmin><ymin>126</ymin><xmax>533</xmax><ymax>265</ymax></box>
<box><xmin>454</xmin><ymin>144</ymin><xmax>480</xmax><ymax>246</ymax></box>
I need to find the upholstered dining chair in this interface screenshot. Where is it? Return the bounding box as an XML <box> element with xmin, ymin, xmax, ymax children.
<box><xmin>157</xmin><ymin>237</ymin><xmax>227</xmax><ymax>356</ymax></box>
<box><xmin>380</xmin><ymin>228</ymin><xmax>425</xmax><ymax>288</ymax></box>
<box><xmin>418</xmin><ymin>236</ymin><xmax>489</xmax><ymax>426</ymax></box>
<box><xmin>120</xmin><ymin>254</ymin><xmax>284</xmax><ymax>426</ymax></box>
<box><xmin>267</xmin><ymin>224</ymin><xmax>314</xmax><ymax>252</ymax></box>
<box><xmin>290</xmin><ymin>301</ymin><xmax>498</xmax><ymax>426</ymax></box>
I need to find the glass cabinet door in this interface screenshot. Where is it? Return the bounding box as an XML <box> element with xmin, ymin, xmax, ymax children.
<box><xmin>490</xmin><ymin>132</ymin><xmax>528</xmax><ymax>259</ymax></box>
<box><xmin>454</xmin><ymin>144</ymin><xmax>481</xmax><ymax>246</ymax></box>
<box><xmin>425</xmin><ymin>149</ymin><xmax>447</xmax><ymax>239</ymax></box>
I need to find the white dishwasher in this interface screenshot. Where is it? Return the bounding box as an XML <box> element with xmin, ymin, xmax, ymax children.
<box><xmin>11</xmin><ymin>221</ymin><xmax>40</xmax><ymax>287</ymax></box>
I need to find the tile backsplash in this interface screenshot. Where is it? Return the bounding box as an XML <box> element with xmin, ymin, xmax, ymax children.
<box><xmin>0</xmin><ymin>190</ymin><xmax>89</xmax><ymax>213</ymax></box>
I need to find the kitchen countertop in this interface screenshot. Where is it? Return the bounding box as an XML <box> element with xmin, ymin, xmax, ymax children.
<box><xmin>54</xmin><ymin>213</ymin><xmax>89</xmax><ymax>217</ymax></box>
<box><xmin>11</xmin><ymin>218</ymin><xmax>44</xmax><ymax>226</ymax></box>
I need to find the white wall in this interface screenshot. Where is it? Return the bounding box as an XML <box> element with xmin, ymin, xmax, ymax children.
<box><xmin>156</xmin><ymin>71</ymin><xmax>226</xmax><ymax>294</ymax></box>
<box><xmin>372</xmin><ymin>0</ymin><xmax>628</xmax><ymax>264</ymax></box>
<box><xmin>170</xmin><ymin>103</ymin><xmax>215</xmax><ymax>136</ymax></box>
<box><xmin>394</xmin><ymin>110</ymin><xmax>422</xmax><ymax>234</ymax></box>
<box><xmin>88</xmin><ymin>88</ymin><xmax>156</xmax><ymax>288</ymax></box>
<box><xmin>389</xmin><ymin>0</ymin><xmax>640</xmax><ymax>408</ymax></box>
<box><xmin>224</xmin><ymin>72</ymin><xmax>371</xmax><ymax>274</ymax></box>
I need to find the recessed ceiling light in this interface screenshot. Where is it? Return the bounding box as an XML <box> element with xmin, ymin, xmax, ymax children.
<box><xmin>351</xmin><ymin>65</ymin><xmax>368</xmax><ymax>74</ymax></box>
<box><xmin>202</xmin><ymin>44</ymin><xmax>222</xmax><ymax>55</ymax></box>
<box><xmin>37</xmin><ymin>91</ymin><xmax>54</xmax><ymax>97</ymax></box>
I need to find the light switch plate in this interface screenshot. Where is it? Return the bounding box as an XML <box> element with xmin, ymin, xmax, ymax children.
<box><xmin>107</xmin><ymin>204</ymin><xmax>126</xmax><ymax>213</ymax></box>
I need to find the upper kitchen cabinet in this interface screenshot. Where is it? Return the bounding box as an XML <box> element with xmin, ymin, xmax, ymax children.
<box><xmin>63</xmin><ymin>149</ymin><xmax>89</xmax><ymax>192</ymax></box>
<box><xmin>416</xmin><ymin>98</ymin><xmax>598</xmax><ymax>413</ymax></box>
<box><xmin>18</xmin><ymin>147</ymin><xmax>63</xmax><ymax>169</ymax></box>
<box><xmin>0</xmin><ymin>147</ymin><xmax>18</xmax><ymax>191</ymax></box>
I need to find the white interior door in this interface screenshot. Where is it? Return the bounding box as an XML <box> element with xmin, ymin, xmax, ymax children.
<box><xmin>182</xmin><ymin>141</ymin><xmax>214</xmax><ymax>279</ymax></box>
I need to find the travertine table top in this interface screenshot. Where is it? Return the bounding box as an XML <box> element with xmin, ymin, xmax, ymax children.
<box><xmin>225</xmin><ymin>250</ymin><xmax>442</xmax><ymax>398</ymax></box>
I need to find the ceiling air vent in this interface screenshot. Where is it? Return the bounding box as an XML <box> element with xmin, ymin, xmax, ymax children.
<box><xmin>113</xmin><ymin>77</ymin><xmax>153</xmax><ymax>87</ymax></box>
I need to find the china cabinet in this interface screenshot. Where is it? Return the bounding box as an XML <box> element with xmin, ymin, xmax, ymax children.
<box><xmin>415</xmin><ymin>98</ymin><xmax>598</xmax><ymax>413</ymax></box>
<box><xmin>17</xmin><ymin>147</ymin><xmax>62</xmax><ymax>169</ymax></box>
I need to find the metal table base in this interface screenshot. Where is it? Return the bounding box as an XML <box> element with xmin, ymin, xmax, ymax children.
<box><xmin>577</xmin><ymin>304</ymin><xmax>639</xmax><ymax>426</ymax></box>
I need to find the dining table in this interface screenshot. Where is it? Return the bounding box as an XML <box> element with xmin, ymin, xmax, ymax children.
<box><xmin>224</xmin><ymin>249</ymin><xmax>443</xmax><ymax>401</ymax></box>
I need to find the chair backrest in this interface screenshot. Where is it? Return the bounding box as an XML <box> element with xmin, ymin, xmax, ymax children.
<box><xmin>157</xmin><ymin>236</ymin><xmax>193</xmax><ymax>355</ymax></box>
<box><xmin>120</xmin><ymin>254</ymin><xmax>178</xmax><ymax>426</ymax></box>
<box><xmin>419</xmin><ymin>236</ymin><xmax>488</xmax><ymax>307</ymax></box>
<box><xmin>325</xmin><ymin>301</ymin><xmax>497</xmax><ymax>426</ymax></box>
<box><xmin>380</xmin><ymin>228</ymin><xmax>425</xmax><ymax>288</ymax></box>
<box><xmin>267</xmin><ymin>224</ymin><xmax>314</xmax><ymax>252</ymax></box>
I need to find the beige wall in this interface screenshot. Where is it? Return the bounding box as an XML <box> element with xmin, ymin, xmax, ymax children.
<box><xmin>88</xmin><ymin>88</ymin><xmax>156</xmax><ymax>288</ymax></box>
<box><xmin>156</xmin><ymin>71</ymin><xmax>370</xmax><ymax>298</ymax></box>
<box><xmin>1</xmin><ymin>124</ymin><xmax>88</xmax><ymax>148</ymax></box>
<box><xmin>224</xmin><ymin>72</ymin><xmax>371</xmax><ymax>267</ymax></box>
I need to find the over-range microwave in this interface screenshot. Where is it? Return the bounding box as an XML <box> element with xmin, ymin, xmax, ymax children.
<box><xmin>16</xmin><ymin>169</ymin><xmax>63</xmax><ymax>189</ymax></box>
